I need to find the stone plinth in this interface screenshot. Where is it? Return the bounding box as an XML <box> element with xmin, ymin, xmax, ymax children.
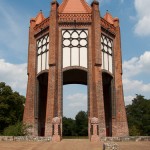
<box><xmin>52</xmin><ymin>117</ymin><xmax>61</xmax><ymax>142</ymax></box>
<box><xmin>90</xmin><ymin>117</ymin><xmax>99</xmax><ymax>142</ymax></box>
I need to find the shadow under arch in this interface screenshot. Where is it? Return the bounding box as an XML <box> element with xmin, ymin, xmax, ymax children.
<box><xmin>63</xmin><ymin>68</ymin><xmax>87</xmax><ymax>85</ymax></box>
<box><xmin>102</xmin><ymin>71</ymin><xmax>113</xmax><ymax>137</ymax></box>
<box><xmin>37</xmin><ymin>72</ymin><xmax>48</xmax><ymax>136</ymax></box>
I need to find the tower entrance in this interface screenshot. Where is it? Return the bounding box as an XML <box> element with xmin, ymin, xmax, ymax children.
<box><xmin>63</xmin><ymin>69</ymin><xmax>88</xmax><ymax>138</ymax></box>
<box><xmin>23</xmin><ymin>0</ymin><xmax>129</xmax><ymax>142</ymax></box>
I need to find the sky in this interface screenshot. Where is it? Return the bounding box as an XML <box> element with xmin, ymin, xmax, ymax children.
<box><xmin>0</xmin><ymin>0</ymin><xmax>150</xmax><ymax>119</ymax></box>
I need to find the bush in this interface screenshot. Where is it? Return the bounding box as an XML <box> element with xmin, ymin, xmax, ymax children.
<box><xmin>3</xmin><ymin>122</ymin><xmax>31</xmax><ymax>136</ymax></box>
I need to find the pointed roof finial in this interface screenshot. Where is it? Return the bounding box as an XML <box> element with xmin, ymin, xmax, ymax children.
<box><xmin>92</xmin><ymin>0</ymin><xmax>99</xmax><ymax>5</ymax></box>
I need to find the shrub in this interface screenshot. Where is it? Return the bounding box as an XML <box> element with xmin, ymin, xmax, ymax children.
<box><xmin>3</xmin><ymin>122</ymin><xmax>31</xmax><ymax>136</ymax></box>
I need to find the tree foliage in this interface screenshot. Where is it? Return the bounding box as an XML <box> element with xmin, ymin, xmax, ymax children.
<box><xmin>126</xmin><ymin>94</ymin><xmax>150</xmax><ymax>136</ymax></box>
<box><xmin>75</xmin><ymin>111</ymin><xmax>88</xmax><ymax>136</ymax></box>
<box><xmin>63</xmin><ymin>111</ymin><xmax>88</xmax><ymax>136</ymax></box>
<box><xmin>0</xmin><ymin>82</ymin><xmax>25</xmax><ymax>134</ymax></box>
<box><xmin>62</xmin><ymin>117</ymin><xmax>76</xmax><ymax>136</ymax></box>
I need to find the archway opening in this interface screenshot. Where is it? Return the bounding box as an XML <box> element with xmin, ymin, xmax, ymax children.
<box><xmin>102</xmin><ymin>72</ymin><xmax>113</xmax><ymax>136</ymax></box>
<box><xmin>37</xmin><ymin>72</ymin><xmax>48</xmax><ymax>136</ymax></box>
<box><xmin>63</xmin><ymin>69</ymin><xmax>88</xmax><ymax>138</ymax></box>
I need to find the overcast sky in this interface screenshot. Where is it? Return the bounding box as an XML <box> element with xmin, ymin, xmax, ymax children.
<box><xmin>0</xmin><ymin>0</ymin><xmax>150</xmax><ymax>118</ymax></box>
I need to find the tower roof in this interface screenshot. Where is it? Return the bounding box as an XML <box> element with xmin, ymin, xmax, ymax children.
<box><xmin>31</xmin><ymin>11</ymin><xmax>45</xmax><ymax>25</ymax></box>
<box><xmin>58</xmin><ymin>0</ymin><xmax>91</xmax><ymax>13</ymax></box>
<box><xmin>104</xmin><ymin>12</ymin><xmax>114</xmax><ymax>25</ymax></box>
<box><xmin>35</xmin><ymin>11</ymin><xmax>45</xmax><ymax>24</ymax></box>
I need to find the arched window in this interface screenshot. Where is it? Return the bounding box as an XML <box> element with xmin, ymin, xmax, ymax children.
<box><xmin>101</xmin><ymin>35</ymin><xmax>113</xmax><ymax>73</ymax></box>
<box><xmin>37</xmin><ymin>34</ymin><xmax>49</xmax><ymax>74</ymax></box>
<box><xmin>62</xmin><ymin>30</ymin><xmax>88</xmax><ymax>68</ymax></box>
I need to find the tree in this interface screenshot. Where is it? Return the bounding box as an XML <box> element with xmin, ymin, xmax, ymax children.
<box><xmin>62</xmin><ymin>117</ymin><xmax>76</xmax><ymax>136</ymax></box>
<box><xmin>126</xmin><ymin>94</ymin><xmax>150</xmax><ymax>136</ymax></box>
<box><xmin>75</xmin><ymin>111</ymin><xmax>88</xmax><ymax>136</ymax></box>
<box><xmin>63</xmin><ymin>111</ymin><xmax>88</xmax><ymax>137</ymax></box>
<box><xmin>0</xmin><ymin>82</ymin><xmax>25</xmax><ymax>134</ymax></box>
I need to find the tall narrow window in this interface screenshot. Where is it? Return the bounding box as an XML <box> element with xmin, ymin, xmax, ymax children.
<box><xmin>62</xmin><ymin>30</ymin><xmax>88</xmax><ymax>68</ymax></box>
<box><xmin>37</xmin><ymin>34</ymin><xmax>49</xmax><ymax>74</ymax></box>
<box><xmin>101</xmin><ymin>35</ymin><xmax>113</xmax><ymax>73</ymax></box>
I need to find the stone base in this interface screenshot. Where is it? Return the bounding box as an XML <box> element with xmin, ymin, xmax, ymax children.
<box><xmin>0</xmin><ymin>136</ymin><xmax>52</xmax><ymax>141</ymax></box>
<box><xmin>52</xmin><ymin>135</ymin><xmax>61</xmax><ymax>142</ymax></box>
<box><xmin>101</xmin><ymin>136</ymin><xmax>150</xmax><ymax>142</ymax></box>
<box><xmin>91</xmin><ymin>135</ymin><xmax>99</xmax><ymax>142</ymax></box>
<box><xmin>103</xmin><ymin>143</ymin><xmax>118</xmax><ymax>150</ymax></box>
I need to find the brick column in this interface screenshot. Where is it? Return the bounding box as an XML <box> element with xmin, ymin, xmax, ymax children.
<box><xmin>91</xmin><ymin>1</ymin><xmax>106</xmax><ymax>139</ymax></box>
<box><xmin>23</xmin><ymin>19</ymin><xmax>37</xmax><ymax>135</ymax></box>
<box><xmin>45</xmin><ymin>1</ymin><xmax>59</xmax><ymax>136</ymax></box>
<box><xmin>112</xmin><ymin>18</ymin><xmax>129</xmax><ymax>136</ymax></box>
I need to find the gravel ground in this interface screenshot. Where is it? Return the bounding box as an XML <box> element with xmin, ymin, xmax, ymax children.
<box><xmin>0</xmin><ymin>139</ymin><xmax>149</xmax><ymax>150</ymax></box>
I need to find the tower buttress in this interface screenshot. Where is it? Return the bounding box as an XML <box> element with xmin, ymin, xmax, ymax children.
<box><xmin>45</xmin><ymin>0</ymin><xmax>59</xmax><ymax>137</ymax></box>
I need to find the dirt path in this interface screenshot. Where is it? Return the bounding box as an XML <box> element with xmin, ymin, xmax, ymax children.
<box><xmin>0</xmin><ymin>139</ymin><xmax>149</xmax><ymax>150</ymax></box>
<box><xmin>118</xmin><ymin>141</ymin><xmax>150</xmax><ymax>150</ymax></box>
<box><xmin>0</xmin><ymin>139</ymin><xmax>102</xmax><ymax>150</ymax></box>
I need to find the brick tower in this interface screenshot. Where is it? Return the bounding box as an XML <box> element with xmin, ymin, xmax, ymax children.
<box><xmin>23</xmin><ymin>0</ymin><xmax>129</xmax><ymax>141</ymax></box>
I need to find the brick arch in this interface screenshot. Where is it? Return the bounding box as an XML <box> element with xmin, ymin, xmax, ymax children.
<box><xmin>37</xmin><ymin>70</ymin><xmax>49</xmax><ymax>78</ymax></box>
<box><xmin>102</xmin><ymin>70</ymin><xmax>114</xmax><ymax>78</ymax></box>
